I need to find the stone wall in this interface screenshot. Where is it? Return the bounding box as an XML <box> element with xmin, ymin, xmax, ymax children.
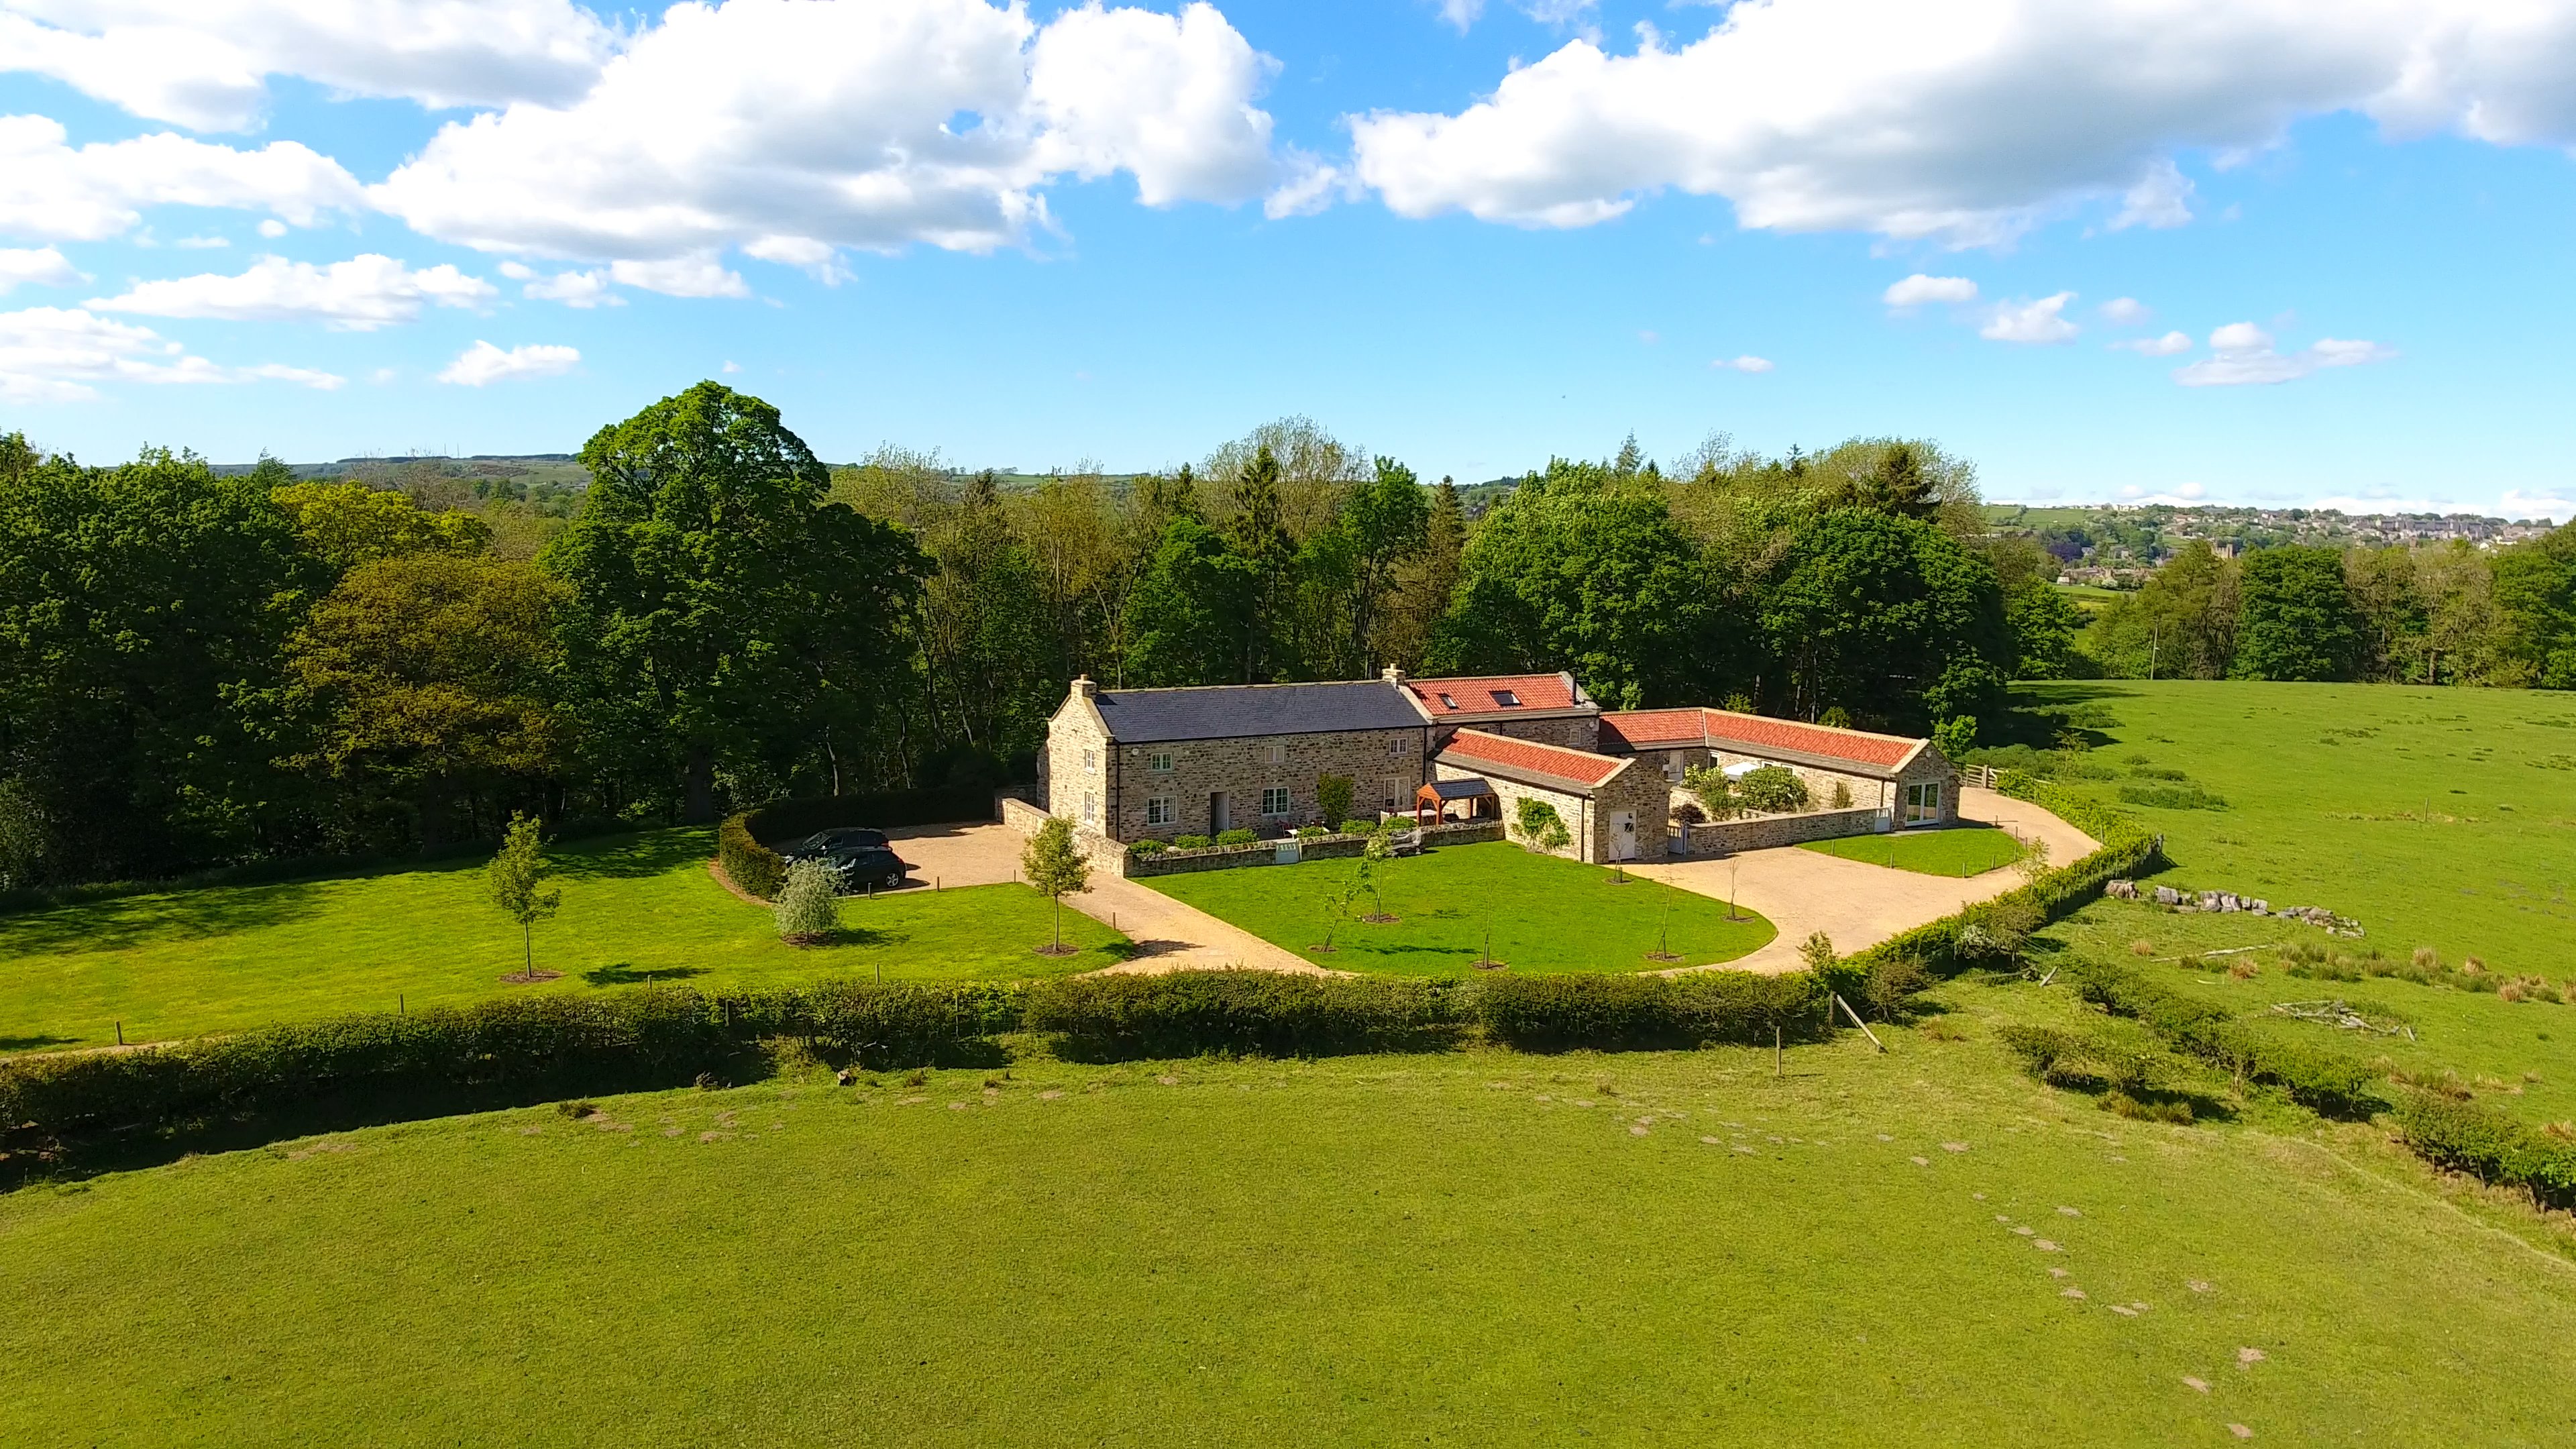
<box><xmin>1437</xmin><ymin>762</ymin><xmax>1588</xmax><ymax>862</ymax></box>
<box><xmin>1675</xmin><ymin>806</ymin><xmax>1886</xmax><ymax>857</ymax></box>
<box><xmin>1000</xmin><ymin>794</ymin><xmax>1132</xmax><ymax>877</ymax></box>
<box><xmin>1432</xmin><ymin>760</ymin><xmax>1666</xmax><ymax>864</ymax></box>
<box><xmin>1099</xmin><ymin>726</ymin><xmax>1430</xmax><ymax>844</ymax></box>
<box><xmin>1123</xmin><ymin>821</ymin><xmax>1505</xmax><ymax>877</ymax></box>
<box><xmin>1702</xmin><ymin>747</ymin><xmax>1889</xmax><ymax>815</ymax></box>
<box><xmin>1433</xmin><ymin>714</ymin><xmax>1601</xmax><ymax>753</ymax></box>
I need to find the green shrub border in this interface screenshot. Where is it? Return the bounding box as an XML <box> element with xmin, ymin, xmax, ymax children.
<box><xmin>2391</xmin><ymin>1089</ymin><xmax>2576</xmax><ymax>1210</ymax></box>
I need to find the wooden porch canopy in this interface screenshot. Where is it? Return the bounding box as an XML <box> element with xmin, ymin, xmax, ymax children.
<box><xmin>1415</xmin><ymin>776</ymin><xmax>1494</xmax><ymax>826</ymax></box>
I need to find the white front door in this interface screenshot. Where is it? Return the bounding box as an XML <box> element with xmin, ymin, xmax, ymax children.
<box><xmin>1608</xmin><ymin>810</ymin><xmax>1637</xmax><ymax>861</ymax></box>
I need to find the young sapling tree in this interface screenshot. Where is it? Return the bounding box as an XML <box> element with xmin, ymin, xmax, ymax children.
<box><xmin>486</xmin><ymin>811</ymin><xmax>561</xmax><ymax>982</ymax></box>
<box><xmin>1021</xmin><ymin>816</ymin><xmax>1091</xmax><ymax>956</ymax></box>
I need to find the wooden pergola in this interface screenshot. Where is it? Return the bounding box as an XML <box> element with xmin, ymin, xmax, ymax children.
<box><xmin>1414</xmin><ymin>777</ymin><xmax>1495</xmax><ymax>827</ymax></box>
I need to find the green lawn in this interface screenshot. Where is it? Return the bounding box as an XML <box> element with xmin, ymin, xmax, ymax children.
<box><xmin>6</xmin><ymin>1009</ymin><xmax>2575</xmax><ymax>1446</ymax></box>
<box><xmin>2017</xmin><ymin>680</ymin><xmax>2576</xmax><ymax>971</ymax></box>
<box><xmin>0</xmin><ymin>828</ymin><xmax>1126</xmax><ymax>1052</ymax></box>
<box><xmin>1802</xmin><ymin>823</ymin><xmax>2029</xmax><ymax>877</ymax></box>
<box><xmin>1146</xmin><ymin>839</ymin><xmax>1776</xmax><ymax>973</ymax></box>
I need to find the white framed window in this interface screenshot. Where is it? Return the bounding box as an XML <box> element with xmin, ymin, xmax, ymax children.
<box><xmin>1664</xmin><ymin>756</ymin><xmax>1684</xmax><ymax>782</ymax></box>
<box><xmin>1904</xmin><ymin>782</ymin><xmax>1941</xmax><ymax>824</ymax></box>
<box><xmin>1146</xmin><ymin>796</ymin><xmax>1175</xmax><ymax>826</ymax></box>
<box><xmin>1261</xmin><ymin>786</ymin><xmax>1291</xmax><ymax>817</ymax></box>
<box><xmin>1082</xmin><ymin>792</ymin><xmax>1097</xmax><ymax>823</ymax></box>
<box><xmin>1082</xmin><ymin>749</ymin><xmax>1097</xmax><ymax>770</ymax></box>
<box><xmin>1265</xmin><ymin>743</ymin><xmax>1285</xmax><ymax>765</ymax></box>
<box><xmin>1148</xmin><ymin>751</ymin><xmax>1173</xmax><ymax>772</ymax></box>
<box><xmin>1387</xmin><ymin>735</ymin><xmax>1407</xmax><ymax>755</ymax></box>
<box><xmin>1382</xmin><ymin>795</ymin><xmax>1397</xmax><ymax>811</ymax></box>
<box><xmin>1438</xmin><ymin>693</ymin><xmax>1458</xmax><ymax>710</ymax></box>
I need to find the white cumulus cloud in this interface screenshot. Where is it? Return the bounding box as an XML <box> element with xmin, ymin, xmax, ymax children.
<box><xmin>2172</xmin><ymin>322</ymin><xmax>2396</xmax><ymax>386</ymax></box>
<box><xmin>2111</xmin><ymin>329</ymin><xmax>2192</xmax><ymax>356</ymax></box>
<box><xmin>370</xmin><ymin>0</ymin><xmax>1282</xmax><ymax>274</ymax></box>
<box><xmin>2498</xmin><ymin>490</ymin><xmax>2574</xmax><ymax>523</ymax></box>
<box><xmin>0</xmin><ymin>113</ymin><xmax>362</xmax><ymax>241</ymax></box>
<box><xmin>0</xmin><ymin>303</ymin><xmax>340</xmax><ymax>400</ymax></box>
<box><xmin>1346</xmin><ymin>1</ymin><xmax>2576</xmax><ymax>244</ymax></box>
<box><xmin>0</xmin><ymin>0</ymin><xmax>616</xmax><ymax>132</ymax></box>
<box><xmin>2098</xmin><ymin>297</ymin><xmax>2151</xmax><ymax>325</ymax></box>
<box><xmin>1884</xmin><ymin>274</ymin><xmax>1978</xmax><ymax>308</ymax></box>
<box><xmin>1711</xmin><ymin>354</ymin><xmax>1773</xmax><ymax>372</ymax></box>
<box><xmin>88</xmin><ymin>254</ymin><xmax>494</xmax><ymax>330</ymax></box>
<box><xmin>437</xmin><ymin>338</ymin><xmax>578</xmax><ymax>385</ymax></box>
<box><xmin>1980</xmin><ymin>292</ymin><xmax>2078</xmax><ymax>344</ymax></box>
<box><xmin>0</xmin><ymin>245</ymin><xmax>81</xmax><ymax>292</ymax></box>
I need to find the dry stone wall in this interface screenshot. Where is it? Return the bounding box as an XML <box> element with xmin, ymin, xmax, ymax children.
<box><xmin>1676</xmin><ymin>806</ymin><xmax>1886</xmax><ymax>856</ymax></box>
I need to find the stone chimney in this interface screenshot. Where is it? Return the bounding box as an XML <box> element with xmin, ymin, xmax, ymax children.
<box><xmin>1071</xmin><ymin>675</ymin><xmax>1097</xmax><ymax>700</ymax></box>
<box><xmin>1381</xmin><ymin>666</ymin><xmax>1407</xmax><ymax>685</ymax></box>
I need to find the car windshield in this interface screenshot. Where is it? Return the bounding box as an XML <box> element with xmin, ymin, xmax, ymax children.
<box><xmin>799</xmin><ymin>828</ymin><xmax>885</xmax><ymax>851</ymax></box>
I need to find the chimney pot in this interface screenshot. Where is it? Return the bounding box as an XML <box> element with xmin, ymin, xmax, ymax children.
<box><xmin>1381</xmin><ymin>666</ymin><xmax>1407</xmax><ymax>684</ymax></box>
<box><xmin>1072</xmin><ymin>676</ymin><xmax>1097</xmax><ymax>699</ymax></box>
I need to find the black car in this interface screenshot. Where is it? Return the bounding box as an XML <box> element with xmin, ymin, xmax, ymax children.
<box><xmin>780</xmin><ymin>828</ymin><xmax>909</xmax><ymax>892</ymax></box>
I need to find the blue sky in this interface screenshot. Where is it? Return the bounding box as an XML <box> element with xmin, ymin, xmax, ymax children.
<box><xmin>3</xmin><ymin>0</ymin><xmax>2573</xmax><ymax>520</ymax></box>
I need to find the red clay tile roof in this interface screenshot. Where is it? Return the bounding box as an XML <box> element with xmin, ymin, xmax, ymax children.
<box><xmin>1595</xmin><ymin>708</ymin><xmax>1705</xmax><ymax>748</ymax></box>
<box><xmin>1598</xmin><ymin>708</ymin><xmax>1923</xmax><ymax>770</ymax></box>
<box><xmin>1438</xmin><ymin>728</ymin><xmax>1624</xmax><ymax>787</ymax></box>
<box><xmin>1405</xmin><ymin>672</ymin><xmax>1585</xmax><ymax>715</ymax></box>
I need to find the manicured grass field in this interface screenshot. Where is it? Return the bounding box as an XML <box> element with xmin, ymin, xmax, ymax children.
<box><xmin>2017</xmin><ymin>680</ymin><xmax>2576</xmax><ymax>971</ymax></box>
<box><xmin>1146</xmin><ymin>839</ymin><xmax>1776</xmax><ymax>973</ymax></box>
<box><xmin>1801</xmin><ymin>823</ymin><xmax>2029</xmax><ymax>877</ymax></box>
<box><xmin>6</xmin><ymin>1003</ymin><xmax>2575</xmax><ymax>1447</ymax></box>
<box><xmin>0</xmin><ymin>828</ymin><xmax>1126</xmax><ymax>1052</ymax></box>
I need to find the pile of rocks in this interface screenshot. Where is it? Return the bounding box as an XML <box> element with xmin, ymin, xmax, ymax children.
<box><xmin>2103</xmin><ymin>881</ymin><xmax>2363</xmax><ymax>936</ymax></box>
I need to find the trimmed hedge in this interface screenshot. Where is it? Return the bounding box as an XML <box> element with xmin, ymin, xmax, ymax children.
<box><xmin>2061</xmin><ymin>959</ymin><xmax>2379</xmax><ymax>1118</ymax></box>
<box><xmin>732</xmin><ymin>980</ymin><xmax>1023</xmax><ymax>1065</ymax></box>
<box><xmin>1469</xmin><ymin>971</ymin><xmax>1826</xmax><ymax>1053</ymax></box>
<box><xmin>2392</xmin><ymin>1089</ymin><xmax>2576</xmax><ymax>1210</ymax></box>
<box><xmin>1841</xmin><ymin>778</ymin><xmax>2163</xmax><ymax>984</ymax></box>
<box><xmin>718</xmin><ymin>813</ymin><xmax>783</xmax><ymax>899</ymax></box>
<box><xmin>1023</xmin><ymin>972</ymin><xmax>1458</xmax><ymax>1060</ymax></box>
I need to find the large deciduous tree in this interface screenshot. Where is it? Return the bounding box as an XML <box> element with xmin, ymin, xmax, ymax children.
<box><xmin>0</xmin><ymin>440</ymin><xmax>316</xmax><ymax>881</ymax></box>
<box><xmin>1429</xmin><ymin>461</ymin><xmax>1715</xmax><ymax>709</ymax></box>
<box><xmin>2233</xmin><ymin>545</ymin><xmax>2366</xmax><ymax>682</ymax></box>
<box><xmin>1758</xmin><ymin>509</ymin><xmax>2011</xmax><ymax>732</ymax></box>
<box><xmin>543</xmin><ymin>382</ymin><xmax>925</xmax><ymax>822</ymax></box>
<box><xmin>2493</xmin><ymin>522</ymin><xmax>2576</xmax><ymax>689</ymax></box>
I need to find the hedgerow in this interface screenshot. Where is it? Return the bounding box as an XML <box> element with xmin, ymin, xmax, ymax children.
<box><xmin>1468</xmin><ymin>971</ymin><xmax>1826</xmax><ymax>1052</ymax></box>
<box><xmin>1022</xmin><ymin>972</ymin><xmax>1458</xmax><ymax>1060</ymax></box>
<box><xmin>2059</xmin><ymin>959</ymin><xmax>2379</xmax><ymax>1118</ymax></box>
<box><xmin>2390</xmin><ymin>1089</ymin><xmax>2576</xmax><ymax>1210</ymax></box>
<box><xmin>717</xmin><ymin>813</ymin><xmax>784</xmax><ymax>898</ymax></box>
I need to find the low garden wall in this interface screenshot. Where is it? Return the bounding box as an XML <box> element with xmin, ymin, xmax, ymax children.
<box><xmin>1675</xmin><ymin>806</ymin><xmax>1884</xmax><ymax>857</ymax></box>
<box><xmin>1124</xmin><ymin>821</ymin><xmax>1504</xmax><ymax>877</ymax></box>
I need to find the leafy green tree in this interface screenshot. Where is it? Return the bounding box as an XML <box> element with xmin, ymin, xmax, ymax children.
<box><xmin>1021</xmin><ymin>816</ymin><xmax>1091</xmax><ymax>955</ymax></box>
<box><xmin>543</xmin><ymin>382</ymin><xmax>924</xmax><ymax>821</ymax></box>
<box><xmin>1736</xmin><ymin>765</ymin><xmax>1811</xmax><ymax>814</ymax></box>
<box><xmin>1430</xmin><ymin>462</ymin><xmax>1715</xmax><ymax>708</ymax></box>
<box><xmin>1123</xmin><ymin>517</ymin><xmax>1260</xmax><ymax>686</ymax></box>
<box><xmin>0</xmin><ymin>441</ymin><xmax>317</xmax><ymax>882</ymax></box>
<box><xmin>281</xmin><ymin>554</ymin><xmax>565</xmax><ymax>849</ymax></box>
<box><xmin>1932</xmin><ymin>715</ymin><xmax>1978</xmax><ymax>762</ymax></box>
<box><xmin>271</xmin><ymin>480</ymin><xmax>491</xmax><ymax>573</ymax></box>
<box><xmin>1682</xmin><ymin>763</ymin><xmax>1737</xmax><ymax>820</ymax></box>
<box><xmin>1758</xmin><ymin>509</ymin><xmax>2011</xmax><ymax>731</ymax></box>
<box><xmin>1224</xmin><ymin>443</ymin><xmax>1296</xmax><ymax>682</ymax></box>
<box><xmin>2233</xmin><ymin>545</ymin><xmax>2365</xmax><ymax>682</ymax></box>
<box><xmin>2493</xmin><ymin>522</ymin><xmax>2576</xmax><ymax>688</ymax></box>
<box><xmin>773</xmin><ymin>859</ymin><xmax>841</xmax><ymax>942</ymax></box>
<box><xmin>1378</xmin><ymin>476</ymin><xmax>1465</xmax><ymax>673</ymax></box>
<box><xmin>2085</xmin><ymin>541</ymin><xmax>2239</xmax><ymax>680</ymax></box>
<box><xmin>486</xmin><ymin>811</ymin><xmax>561</xmax><ymax>981</ymax></box>
<box><xmin>1316</xmin><ymin>773</ymin><xmax>1356</xmax><ymax>827</ymax></box>
<box><xmin>1340</xmin><ymin>457</ymin><xmax>1431</xmax><ymax>673</ymax></box>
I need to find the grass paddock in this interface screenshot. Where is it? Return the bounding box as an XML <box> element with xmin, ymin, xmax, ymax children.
<box><xmin>1801</xmin><ymin>823</ymin><xmax>2030</xmax><ymax>877</ymax></box>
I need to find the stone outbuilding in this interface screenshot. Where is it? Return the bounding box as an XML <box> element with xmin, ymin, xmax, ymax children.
<box><xmin>1432</xmin><ymin>728</ymin><xmax>1669</xmax><ymax>863</ymax></box>
<box><xmin>1598</xmin><ymin>707</ymin><xmax>1960</xmax><ymax>826</ymax></box>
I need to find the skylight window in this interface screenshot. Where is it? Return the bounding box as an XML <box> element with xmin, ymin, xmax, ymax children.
<box><xmin>1493</xmin><ymin>690</ymin><xmax>1521</xmax><ymax>707</ymax></box>
<box><xmin>1438</xmin><ymin>693</ymin><xmax>1458</xmax><ymax>709</ymax></box>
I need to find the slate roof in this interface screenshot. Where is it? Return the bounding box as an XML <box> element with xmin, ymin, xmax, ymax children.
<box><xmin>1403</xmin><ymin>672</ymin><xmax>1589</xmax><ymax>717</ymax></box>
<box><xmin>1091</xmin><ymin>680</ymin><xmax>1426</xmax><ymax>743</ymax></box>
<box><xmin>1598</xmin><ymin>707</ymin><xmax>1926</xmax><ymax>775</ymax></box>
<box><xmin>1438</xmin><ymin>729</ymin><xmax>1625</xmax><ymax>789</ymax></box>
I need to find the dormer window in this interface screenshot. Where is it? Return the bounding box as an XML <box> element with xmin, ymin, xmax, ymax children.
<box><xmin>1493</xmin><ymin>690</ymin><xmax>1521</xmax><ymax>708</ymax></box>
<box><xmin>1438</xmin><ymin>693</ymin><xmax>1458</xmax><ymax>710</ymax></box>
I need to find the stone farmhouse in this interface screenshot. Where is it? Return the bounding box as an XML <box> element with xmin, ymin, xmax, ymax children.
<box><xmin>1036</xmin><ymin>672</ymin><xmax>1960</xmax><ymax>865</ymax></box>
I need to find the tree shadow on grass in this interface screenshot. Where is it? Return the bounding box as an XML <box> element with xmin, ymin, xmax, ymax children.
<box><xmin>0</xmin><ymin>1034</ymin><xmax>78</xmax><ymax>1053</ymax></box>
<box><xmin>0</xmin><ymin>880</ymin><xmax>334</xmax><ymax>958</ymax></box>
<box><xmin>582</xmin><ymin>963</ymin><xmax>708</xmax><ymax>987</ymax></box>
<box><xmin>553</xmin><ymin>828</ymin><xmax>720</xmax><ymax>881</ymax></box>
